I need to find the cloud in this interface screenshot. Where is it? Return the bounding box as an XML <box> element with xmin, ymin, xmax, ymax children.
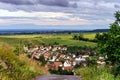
<box><xmin>0</xmin><ymin>0</ymin><xmax>37</xmax><ymax>5</ymax></box>
<box><xmin>0</xmin><ymin>10</ymin><xmax>113</xmax><ymax>26</ymax></box>
<box><xmin>0</xmin><ymin>9</ymin><xmax>91</xmax><ymax>26</ymax></box>
<box><xmin>0</xmin><ymin>0</ymin><xmax>119</xmax><ymax>28</ymax></box>
<box><xmin>0</xmin><ymin>0</ymin><xmax>77</xmax><ymax>8</ymax></box>
<box><xmin>0</xmin><ymin>19</ymin><xmax>6</xmax><ymax>24</ymax></box>
<box><xmin>0</xmin><ymin>9</ymin><xmax>72</xmax><ymax>19</ymax></box>
<box><xmin>0</xmin><ymin>17</ymin><xmax>91</xmax><ymax>26</ymax></box>
<box><xmin>38</xmin><ymin>0</ymin><xmax>69</xmax><ymax>7</ymax></box>
<box><xmin>114</xmin><ymin>4</ymin><xmax>120</xmax><ymax>8</ymax></box>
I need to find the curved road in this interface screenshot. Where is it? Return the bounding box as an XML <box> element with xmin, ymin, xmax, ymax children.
<box><xmin>33</xmin><ymin>75</ymin><xmax>81</xmax><ymax>80</ymax></box>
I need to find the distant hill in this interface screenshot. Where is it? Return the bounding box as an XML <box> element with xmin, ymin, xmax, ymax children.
<box><xmin>92</xmin><ymin>29</ymin><xmax>109</xmax><ymax>32</ymax></box>
<box><xmin>0</xmin><ymin>29</ymin><xmax>109</xmax><ymax>35</ymax></box>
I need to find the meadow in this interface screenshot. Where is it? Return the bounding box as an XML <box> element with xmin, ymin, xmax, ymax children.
<box><xmin>0</xmin><ymin>33</ymin><xmax>96</xmax><ymax>47</ymax></box>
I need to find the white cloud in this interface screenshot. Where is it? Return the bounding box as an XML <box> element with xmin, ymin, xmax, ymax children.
<box><xmin>0</xmin><ymin>9</ymin><xmax>72</xmax><ymax>19</ymax></box>
<box><xmin>0</xmin><ymin>9</ymin><xmax>114</xmax><ymax>26</ymax></box>
<box><xmin>0</xmin><ymin>19</ymin><xmax>5</xmax><ymax>24</ymax></box>
<box><xmin>3</xmin><ymin>18</ymin><xmax>91</xmax><ymax>26</ymax></box>
<box><xmin>0</xmin><ymin>9</ymin><xmax>91</xmax><ymax>25</ymax></box>
<box><xmin>0</xmin><ymin>0</ymin><xmax>119</xmax><ymax>28</ymax></box>
<box><xmin>91</xmin><ymin>19</ymin><xmax>114</xmax><ymax>25</ymax></box>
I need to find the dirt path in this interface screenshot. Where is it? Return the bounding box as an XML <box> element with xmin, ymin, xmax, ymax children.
<box><xmin>33</xmin><ymin>75</ymin><xmax>81</xmax><ymax>80</ymax></box>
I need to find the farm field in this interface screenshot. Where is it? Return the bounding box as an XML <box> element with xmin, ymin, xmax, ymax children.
<box><xmin>0</xmin><ymin>33</ymin><xmax>96</xmax><ymax>47</ymax></box>
<box><xmin>83</xmin><ymin>33</ymin><xmax>96</xmax><ymax>40</ymax></box>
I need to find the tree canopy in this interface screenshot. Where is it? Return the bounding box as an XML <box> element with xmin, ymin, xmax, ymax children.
<box><xmin>96</xmin><ymin>11</ymin><xmax>120</xmax><ymax>77</ymax></box>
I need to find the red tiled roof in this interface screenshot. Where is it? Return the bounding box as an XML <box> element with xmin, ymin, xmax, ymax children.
<box><xmin>34</xmin><ymin>45</ymin><xmax>38</xmax><ymax>48</ymax></box>
<box><xmin>53</xmin><ymin>62</ymin><xmax>62</xmax><ymax>70</ymax></box>
<box><xmin>44</xmin><ymin>53</ymin><xmax>50</xmax><ymax>57</ymax></box>
<box><xmin>60</xmin><ymin>54</ymin><xmax>65</xmax><ymax>58</ymax></box>
<box><xmin>45</xmin><ymin>64</ymin><xmax>53</xmax><ymax>68</ymax></box>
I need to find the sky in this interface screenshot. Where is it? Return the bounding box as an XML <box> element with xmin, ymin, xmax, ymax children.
<box><xmin>0</xmin><ymin>0</ymin><xmax>120</xmax><ymax>30</ymax></box>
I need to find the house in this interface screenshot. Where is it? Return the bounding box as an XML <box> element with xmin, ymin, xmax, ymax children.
<box><xmin>72</xmin><ymin>54</ymin><xmax>76</xmax><ymax>58</ymax></box>
<box><xmin>44</xmin><ymin>52</ymin><xmax>51</xmax><ymax>60</ymax></box>
<box><xmin>52</xmin><ymin>62</ymin><xmax>62</xmax><ymax>70</ymax></box>
<box><xmin>63</xmin><ymin>66</ymin><xmax>73</xmax><ymax>71</ymax></box>
<box><xmin>33</xmin><ymin>45</ymin><xmax>39</xmax><ymax>51</ymax></box>
<box><xmin>65</xmin><ymin>56</ymin><xmax>70</xmax><ymax>59</ymax></box>
<box><xmin>75</xmin><ymin>57</ymin><xmax>86</xmax><ymax>64</ymax></box>
<box><xmin>64</xmin><ymin>60</ymin><xmax>72</xmax><ymax>67</ymax></box>
<box><xmin>82</xmin><ymin>54</ymin><xmax>89</xmax><ymax>58</ymax></box>
<box><xmin>58</xmin><ymin>46</ymin><xmax>61</xmax><ymax>50</ymax></box>
<box><xmin>99</xmin><ymin>56</ymin><xmax>105</xmax><ymax>61</ymax></box>
<box><xmin>45</xmin><ymin>46</ymin><xmax>52</xmax><ymax>51</ymax></box>
<box><xmin>49</xmin><ymin>55</ymin><xmax>57</xmax><ymax>62</ymax></box>
<box><xmin>97</xmin><ymin>61</ymin><xmax>106</xmax><ymax>65</ymax></box>
<box><xmin>61</xmin><ymin>46</ymin><xmax>67</xmax><ymax>51</ymax></box>
<box><xmin>72</xmin><ymin>61</ymin><xmax>76</xmax><ymax>66</ymax></box>
<box><xmin>60</xmin><ymin>54</ymin><xmax>66</xmax><ymax>58</ymax></box>
<box><xmin>40</xmin><ymin>46</ymin><xmax>45</xmax><ymax>51</ymax></box>
<box><xmin>45</xmin><ymin>62</ymin><xmax>54</xmax><ymax>69</ymax></box>
<box><xmin>52</xmin><ymin>47</ymin><xmax>58</xmax><ymax>51</ymax></box>
<box><xmin>33</xmin><ymin>53</ymin><xmax>41</xmax><ymax>59</ymax></box>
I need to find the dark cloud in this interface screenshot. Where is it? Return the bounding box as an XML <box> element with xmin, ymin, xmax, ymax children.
<box><xmin>114</xmin><ymin>4</ymin><xmax>120</xmax><ymax>8</ymax></box>
<box><xmin>0</xmin><ymin>0</ymin><xmax>77</xmax><ymax>8</ymax></box>
<box><xmin>71</xmin><ymin>3</ymin><xmax>78</xmax><ymax>8</ymax></box>
<box><xmin>0</xmin><ymin>0</ymin><xmax>118</xmax><ymax>23</ymax></box>
<box><xmin>38</xmin><ymin>0</ymin><xmax>69</xmax><ymax>7</ymax></box>
<box><xmin>0</xmin><ymin>0</ymin><xmax>34</xmax><ymax>5</ymax></box>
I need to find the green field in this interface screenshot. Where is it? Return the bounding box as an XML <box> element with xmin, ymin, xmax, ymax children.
<box><xmin>0</xmin><ymin>33</ymin><xmax>96</xmax><ymax>47</ymax></box>
<box><xmin>83</xmin><ymin>33</ymin><xmax>96</xmax><ymax>40</ymax></box>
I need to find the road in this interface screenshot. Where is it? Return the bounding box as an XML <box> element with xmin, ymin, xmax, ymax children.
<box><xmin>33</xmin><ymin>75</ymin><xmax>81</xmax><ymax>80</ymax></box>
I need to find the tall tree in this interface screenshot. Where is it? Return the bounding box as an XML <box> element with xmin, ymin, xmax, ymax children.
<box><xmin>96</xmin><ymin>11</ymin><xmax>120</xmax><ymax>77</ymax></box>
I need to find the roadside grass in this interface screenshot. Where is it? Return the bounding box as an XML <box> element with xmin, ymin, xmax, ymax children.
<box><xmin>75</xmin><ymin>66</ymin><xmax>120</xmax><ymax>80</ymax></box>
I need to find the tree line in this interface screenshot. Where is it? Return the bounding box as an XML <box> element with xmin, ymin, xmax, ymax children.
<box><xmin>73</xmin><ymin>34</ymin><xmax>97</xmax><ymax>42</ymax></box>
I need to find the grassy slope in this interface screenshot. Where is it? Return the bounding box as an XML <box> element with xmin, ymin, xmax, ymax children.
<box><xmin>0</xmin><ymin>43</ymin><xmax>48</xmax><ymax>80</ymax></box>
<box><xmin>0</xmin><ymin>33</ymin><xmax>96</xmax><ymax>47</ymax></box>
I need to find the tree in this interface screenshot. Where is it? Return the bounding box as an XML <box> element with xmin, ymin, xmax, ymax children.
<box><xmin>39</xmin><ymin>55</ymin><xmax>46</xmax><ymax>66</ymax></box>
<box><xmin>96</xmin><ymin>11</ymin><xmax>120</xmax><ymax>77</ymax></box>
<box><xmin>73</xmin><ymin>34</ymin><xmax>78</xmax><ymax>40</ymax></box>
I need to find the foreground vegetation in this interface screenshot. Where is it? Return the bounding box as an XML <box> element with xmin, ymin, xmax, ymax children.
<box><xmin>0</xmin><ymin>43</ymin><xmax>48</xmax><ymax>80</ymax></box>
<box><xmin>75</xmin><ymin>11</ymin><xmax>120</xmax><ymax>80</ymax></box>
<box><xmin>75</xmin><ymin>66</ymin><xmax>120</xmax><ymax>80</ymax></box>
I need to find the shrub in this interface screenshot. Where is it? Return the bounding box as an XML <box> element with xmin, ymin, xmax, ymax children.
<box><xmin>75</xmin><ymin>66</ymin><xmax>120</xmax><ymax>80</ymax></box>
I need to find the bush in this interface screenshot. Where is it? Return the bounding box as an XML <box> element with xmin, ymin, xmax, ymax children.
<box><xmin>75</xmin><ymin>66</ymin><xmax>120</xmax><ymax>80</ymax></box>
<box><xmin>73</xmin><ymin>34</ymin><xmax>97</xmax><ymax>42</ymax></box>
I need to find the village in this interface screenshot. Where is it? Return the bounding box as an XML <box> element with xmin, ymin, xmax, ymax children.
<box><xmin>23</xmin><ymin>45</ymin><xmax>106</xmax><ymax>74</ymax></box>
